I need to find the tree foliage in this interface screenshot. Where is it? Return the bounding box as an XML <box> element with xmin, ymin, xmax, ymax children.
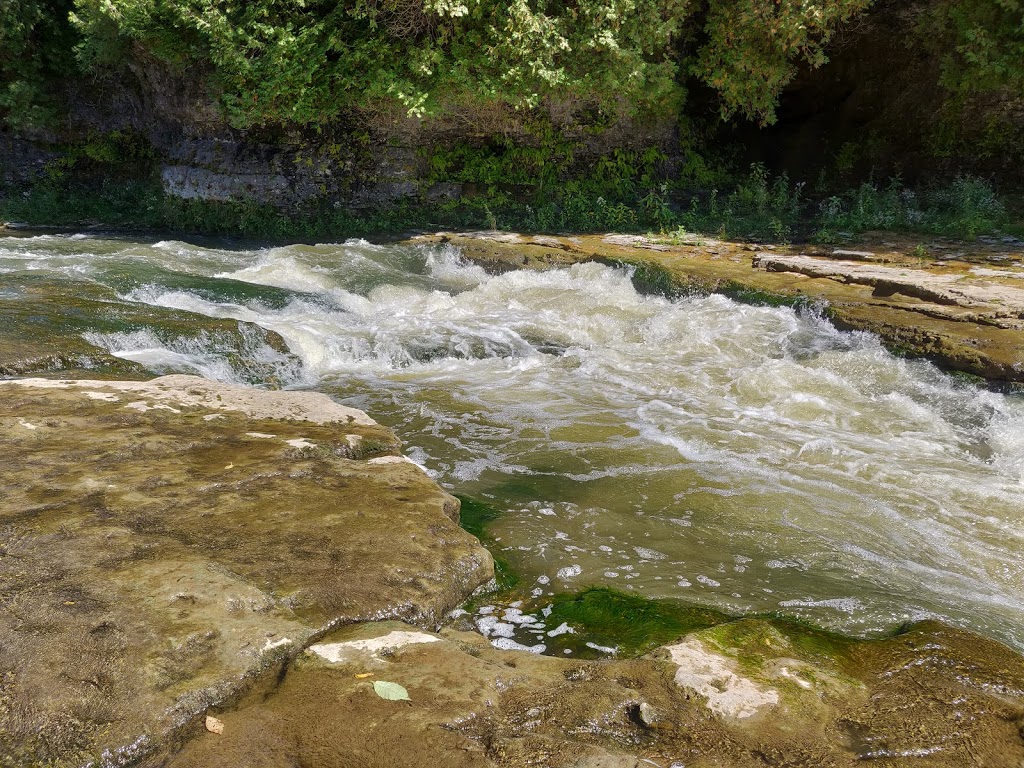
<box><xmin>923</xmin><ymin>0</ymin><xmax>1024</xmax><ymax>97</ymax></box>
<box><xmin>3</xmin><ymin>0</ymin><xmax>880</xmax><ymax>130</ymax></box>
<box><xmin>0</xmin><ymin>0</ymin><xmax>78</xmax><ymax>130</ymax></box>
<box><xmin>694</xmin><ymin>0</ymin><xmax>872</xmax><ymax>124</ymax></box>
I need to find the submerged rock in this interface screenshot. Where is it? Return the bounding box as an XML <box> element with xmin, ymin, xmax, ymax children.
<box><xmin>0</xmin><ymin>274</ymin><xmax>299</xmax><ymax>382</ymax></box>
<box><xmin>0</xmin><ymin>376</ymin><xmax>492</xmax><ymax>766</ymax></box>
<box><xmin>161</xmin><ymin>618</ymin><xmax>1024</xmax><ymax>767</ymax></box>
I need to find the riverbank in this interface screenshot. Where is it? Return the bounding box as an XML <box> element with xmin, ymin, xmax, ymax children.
<box><xmin>163</xmin><ymin>618</ymin><xmax>1024</xmax><ymax>768</ymax></box>
<box><xmin>2</xmin><ymin>167</ymin><xmax>1020</xmax><ymax>246</ymax></box>
<box><xmin>0</xmin><ymin>376</ymin><xmax>491</xmax><ymax>766</ymax></box>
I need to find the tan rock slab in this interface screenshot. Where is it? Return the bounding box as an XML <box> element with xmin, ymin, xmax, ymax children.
<box><xmin>0</xmin><ymin>376</ymin><xmax>492</xmax><ymax>767</ymax></box>
<box><xmin>162</xmin><ymin>619</ymin><xmax>1024</xmax><ymax>768</ymax></box>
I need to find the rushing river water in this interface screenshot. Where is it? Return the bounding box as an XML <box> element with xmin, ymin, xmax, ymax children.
<box><xmin>4</xmin><ymin>233</ymin><xmax>1024</xmax><ymax>651</ymax></box>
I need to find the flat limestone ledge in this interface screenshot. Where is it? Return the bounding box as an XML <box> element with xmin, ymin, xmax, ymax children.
<box><xmin>0</xmin><ymin>375</ymin><xmax>493</xmax><ymax>767</ymax></box>
<box><xmin>415</xmin><ymin>232</ymin><xmax>1024</xmax><ymax>383</ymax></box>
<box><xmin>162</xmin><ymin>618</ymin><xmax>1024</xmax><ymax>768</ymax></box>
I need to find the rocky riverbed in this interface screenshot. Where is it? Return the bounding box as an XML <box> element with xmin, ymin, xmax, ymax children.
<box><xmin>162</xmin><ymin>618</ymin><xmax>1024</xmax><ymax>768</ymax></box>
<box><xmin>3</xmin><ymin>230</ymin><xmax>1024</xmax><ymax>767</ymax></box>
<box><xmin>0</xmin><ymin>376</ymin><xmax>491</xmax><ymax>766</ymax></box>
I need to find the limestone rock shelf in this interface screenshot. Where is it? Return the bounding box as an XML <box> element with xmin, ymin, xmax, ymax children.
<box><xmin>0</xmin><ymin>376</ymin><xmax>493</xmax><ymax>767</ymax></box>
<box><xmin>163</xmin><ymin>618</ymin><xmax>1024</xmax><ymax>768</ymax></box>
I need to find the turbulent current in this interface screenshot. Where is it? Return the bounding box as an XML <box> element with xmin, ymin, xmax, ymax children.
<box><xmin>4</xmin><ymin>233</ymin><xmax>1024</xmax><ymax>649</ymax></box>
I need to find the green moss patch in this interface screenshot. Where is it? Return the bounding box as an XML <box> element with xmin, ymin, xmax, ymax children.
<box><xmin>454</xmin><ymin>495</ymin><xmax>520</xmax><ymax>591</ymax></box>
<box><xmin>544</xmin><ymin>587</ymin><xmax>730</xmax><ymax>658</ymax></box>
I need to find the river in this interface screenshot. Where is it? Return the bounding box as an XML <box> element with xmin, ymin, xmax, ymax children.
<box><xmin>3</xmin><ymin>233</ymin><xmax>1024</xmax><ymax>652</ymax></box>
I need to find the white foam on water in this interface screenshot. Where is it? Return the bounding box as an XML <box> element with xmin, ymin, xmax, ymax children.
<box><xmin>82</xmin><ymin>325</ymin><xmax>302</xmax><ymax>386</ymax></box>
<box><xmin>490</xmin><ymin>637</ymin><xmax>547</xmax><ymax>654</ymax></box>
<box><xmin>84</xmin><ymin>329</ymin><xmax>242</xmax><ymax>383</ymax></box>
<box><xmin>778</xmin><ymin>597</ymin><xmax>863</xmax><ymax>613</ymax></box>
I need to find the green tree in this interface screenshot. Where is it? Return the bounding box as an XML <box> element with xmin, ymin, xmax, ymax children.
<box><xmin>925</xmin><ymin>0</ymin><xmax>1024</xmax><ymax>97</ymax></box>
<box><xmin>0</xmin><ymin>0</ymin><xmax>79</xmax><ymax>131</ymax></box>
<box><xmin>62</xmin><ymin>0</ymin><xmax>875</xmax><ymax>129</ymax></box>
<box><xmin>693</xmin><ymin>0</ymin><xmax>873</xmax><ymax>125</ymax></box>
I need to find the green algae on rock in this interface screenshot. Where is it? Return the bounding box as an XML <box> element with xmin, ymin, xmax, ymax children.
<box><xmin>0</xmin><ymin>376</ymin><xmax>493</xmax><ymax>767</ymax></box>
<box><xmin>160</xmin><ymin>618</ymin><xmax>1024</xmax><ymax>768</ymax></box>
<box><xmin>530</xmin><ymin>588</ymin><xmax>730</xmax><ymax>659</ymax></box>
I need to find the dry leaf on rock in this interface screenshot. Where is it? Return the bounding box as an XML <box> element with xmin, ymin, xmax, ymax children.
<box><xmin>373</xmin><ymin>680</ymin><xmax>410</xmax><ymax>701</ymax></box>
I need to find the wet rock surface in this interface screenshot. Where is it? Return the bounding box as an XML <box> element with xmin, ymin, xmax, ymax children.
<box><xmin>415</xmin><ymin>232</ymin><xmax>1024</xmax><ymax>383</ymax></box>
<box><xmin>0</xmin><ymin>376</ymin><xmax>492</xmax><ymax>767</ymax></box>
<box><xmin>159</xmin><ymin>618</ymin><xmax>1024</xmax><ymax>768</ymax></box>
<box><xmin>0</xmin><ymin>274</ymin><xmax>298</xmax><ymax>381</ymax></box>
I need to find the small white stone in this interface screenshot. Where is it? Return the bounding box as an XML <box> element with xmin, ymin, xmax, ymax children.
<box><xmin>262</xmin><ymin>637</ymin><xmax>292</xmax><ymax>652</ymax></box>
<box><xmin>309</xmin><ymin>630</ymin><xmax>440</xmax><ymax>663</ymax></box>
<box><xmin>84</xmin><ymin>391</ymin><xmax>119</xmax><ymax>401</ymax></box>
<box><xmin>666</xmin><ymin>638</ymin><xmax>779</xmax><ymax>719</ymax></box>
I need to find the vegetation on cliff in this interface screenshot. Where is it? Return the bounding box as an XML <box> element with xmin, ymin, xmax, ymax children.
<box><xmin>5</xmin><ymin>0</ymin><xmax>1022</xmax><ymax>132</ymax></box>
<box><xmin>7</xmin><ymin>0</ymin><xmax>879</xmax><ymax>130</ymax></box>
<box><xmin>1</xmin><ymin>0</ymin><xmax>1022</xmax><ymax>238</ymax></box>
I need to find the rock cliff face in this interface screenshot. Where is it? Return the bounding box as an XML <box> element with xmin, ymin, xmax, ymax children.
<box><xmin>157</xmin><ymin>136</ymin><xmax>427</xmax><ymax>210</ymax></box>
<box><xmin>0</xmin><ymin>376</ymin><xmax>492</xmax><ymax>767</ymax></box>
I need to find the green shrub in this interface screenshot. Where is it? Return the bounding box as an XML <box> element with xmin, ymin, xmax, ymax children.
<box><xmin>817</xmin><ymin>175</ymin><xmax>1008</xmax><ymax>237</ymax></box>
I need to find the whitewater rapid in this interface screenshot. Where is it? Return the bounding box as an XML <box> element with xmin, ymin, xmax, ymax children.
<box><xmin>3</xmin><ymin>233</ymin><xmax>1024</xmax><ymax>647</ymax></box>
